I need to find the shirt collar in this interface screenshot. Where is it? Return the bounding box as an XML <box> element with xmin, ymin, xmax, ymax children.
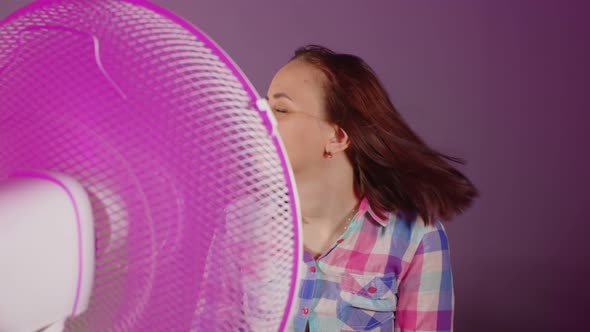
<box><xmin>358</xmin><ymin>197</ymin><xmax>389</xmax><ymax>227</ymax></box>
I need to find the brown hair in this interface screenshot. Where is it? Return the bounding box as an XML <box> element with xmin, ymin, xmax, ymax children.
<box><xmin>291</xmin><ymin>45</ymin><xmax>478</xmax><ymax>225</ymax></box>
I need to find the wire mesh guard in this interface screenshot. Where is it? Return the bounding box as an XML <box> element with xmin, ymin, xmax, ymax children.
<box><xmin>0</xmin><ymin>0</ymin><xmax>299</xmax><ymax>331</ymax></box>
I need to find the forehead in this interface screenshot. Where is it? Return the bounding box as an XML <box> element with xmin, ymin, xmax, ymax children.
<box><xmin>268</xmin><ymin>60</ymin><xmax>326</xmax><ymax>103</ymax></box>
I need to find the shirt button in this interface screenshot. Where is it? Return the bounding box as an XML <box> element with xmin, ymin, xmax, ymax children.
<box><xmin>310</xmin><ymin>266</ymin><xmax>316</xmax><ymax>273</ymax></box>
<box><xmin>368</xmin><ymin>286</ymin><xmax>377</xmax><ymax>293</ymax></box>
<box><xmin>302</xmin><ymin>307</ymin><xmax>309</xmax><ymax>315</ymax></box>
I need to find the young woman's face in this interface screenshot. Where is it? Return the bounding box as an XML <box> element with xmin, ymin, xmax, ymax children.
<box><xmin>266</xmin><ymin>60</ymin><xmax>333</xmax><ymax>174</ymax></box>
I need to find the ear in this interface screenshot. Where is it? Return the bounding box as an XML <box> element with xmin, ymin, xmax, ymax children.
<box><xmin>324</xmin><ymin>125</ymin><xmax>351</xmax><ymax>155</ymax></box>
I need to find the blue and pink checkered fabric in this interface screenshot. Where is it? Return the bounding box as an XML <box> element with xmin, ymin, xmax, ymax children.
<box><xmin>291</xmin><ymin>197</ymin><xmax>454</xmax><ymax>332</ymax></box>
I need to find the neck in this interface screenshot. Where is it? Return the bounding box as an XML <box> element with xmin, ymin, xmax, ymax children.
<box><xmin>294</xmin><ymin>157</ymin><xmax>359</xmax><ymax>227</ymax></box>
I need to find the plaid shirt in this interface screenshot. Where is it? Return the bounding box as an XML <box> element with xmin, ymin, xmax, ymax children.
<box><xmin>289</xmin><ymin>197</ymin><xmax>454</xmax><ymax>332</ymax></box>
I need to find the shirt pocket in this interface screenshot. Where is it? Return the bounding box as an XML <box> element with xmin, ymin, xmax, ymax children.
<box><xmin>337</xmin><ymin>273</ymin><xmax>398</xmax><ymax>331</ymax></box>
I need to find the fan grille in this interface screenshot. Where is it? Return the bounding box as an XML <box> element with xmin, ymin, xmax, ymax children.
<box><xmin>0</xmin><ymin>0</ymin><xmax>298</xmax><ymax>331</ymax></box>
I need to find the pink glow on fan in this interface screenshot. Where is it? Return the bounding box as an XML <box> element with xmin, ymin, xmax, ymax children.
<box><xmin>0</xmin><ymin>0</ymin><xmax>300</xmax><ymax>331</ymax></box>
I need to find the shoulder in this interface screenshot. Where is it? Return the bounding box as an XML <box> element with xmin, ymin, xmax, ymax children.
<box><xmin>384</xmin><ymin>210</ymin><xmax>450</xmax><ymax>260</ymax></box>
<box><xmin>385</xmin><ymin>209</ymin><xmax>445</xmax><ymax>241</ymax></box>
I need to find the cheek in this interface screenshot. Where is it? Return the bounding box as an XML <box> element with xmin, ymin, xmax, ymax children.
<box><xmin>277</xmin><ymin>119</ymin><xmax>324</xmax><ymax>165</ymax></box>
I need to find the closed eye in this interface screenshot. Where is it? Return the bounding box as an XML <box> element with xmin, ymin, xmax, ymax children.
<box><xmin>273</xmin><ymin>108</ymin><xmax>287</xmax><ymax>113</ymax></box>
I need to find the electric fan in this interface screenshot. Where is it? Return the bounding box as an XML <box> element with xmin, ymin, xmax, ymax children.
<box><xmin>0</xmin><ymin>0</ymin><xmax>301</xmax><ymax>331</ymax></box>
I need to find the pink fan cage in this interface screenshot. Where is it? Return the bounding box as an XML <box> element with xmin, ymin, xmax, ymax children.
<box><xmin>0</xmin><ymin>0</ymin><xmax>301</xmax><ymax>331</ymax></box>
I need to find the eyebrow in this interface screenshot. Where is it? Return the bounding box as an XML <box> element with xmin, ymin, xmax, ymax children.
<box><xmin>265</xmin><ymin>92</ymin><xmax>293</xmax><ymax>101</ymax></box>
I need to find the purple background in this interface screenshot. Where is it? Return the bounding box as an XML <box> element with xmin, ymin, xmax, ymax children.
<box><xmin>1</xmin><ymin>1</ymin><xmax>587</xmax><ymax>331</ymax></box>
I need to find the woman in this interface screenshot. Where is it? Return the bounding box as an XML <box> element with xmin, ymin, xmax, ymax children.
<box><xmin>266</xmin><ymin>45</ymin><xmax>478</xmax><ymax>332</ymax></box>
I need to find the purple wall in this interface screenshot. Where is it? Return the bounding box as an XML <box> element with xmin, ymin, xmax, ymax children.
<box><xmin>2</xmin><ymin>1</ymin><xmax>587</xmax><ymax>331</ymax></box>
